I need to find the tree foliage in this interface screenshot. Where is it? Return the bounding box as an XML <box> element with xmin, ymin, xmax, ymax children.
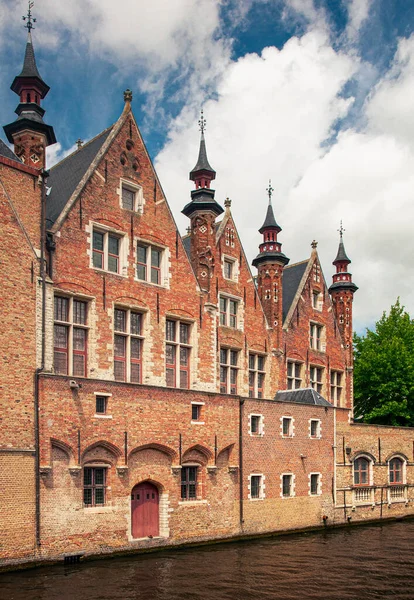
<box><xmin>353</xmin><ymin>300</ymin><xmax>414</xmax><ymax>426</ymax></box>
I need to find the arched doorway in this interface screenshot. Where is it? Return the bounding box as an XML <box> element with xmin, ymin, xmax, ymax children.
<box><xmin>131</xmin><ymin>481</ymin><xmax>159</xmax><ymax>539</ymax></box>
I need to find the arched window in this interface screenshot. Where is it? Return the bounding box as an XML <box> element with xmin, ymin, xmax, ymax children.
<box><xmin>389</xmin><ymin>457</ymin><xmax>404</xmax><ymax>485</ymax></box>
<box><xmin>354</xmin><ymin>457</ymin><xmax>370</xmax><ymax>486</ymax></box>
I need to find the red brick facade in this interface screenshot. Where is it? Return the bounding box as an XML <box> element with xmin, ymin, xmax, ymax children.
<box><xmin>1</xmin><ymin>35</ymin><xmax>414</xmax><ymax>571</ymax></box>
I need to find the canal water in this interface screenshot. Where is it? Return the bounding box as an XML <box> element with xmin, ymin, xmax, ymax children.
<box><xmin>1</xmin><ymin>521</ymin><xmax>413</xmax><ymax>600</ymax></box>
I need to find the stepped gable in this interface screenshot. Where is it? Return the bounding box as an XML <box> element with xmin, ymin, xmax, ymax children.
<box><xmin>282</xmin><ymin>259</ymin><xmax>309</xmax><ymax>321</ymax></box>
<box><xmin>0</xmin><ymin>139</ymin><xmax>21</xmax><ymax>162</ymax></box>
<box><xmin>275</xmin><ymin>388</ymin><xmax>332</xmax><ymax>407</ymax></box>
<box><xmin>46</xmin><ymin>127</ymin><xmax>113</xmax><ymax>227</ymax></box>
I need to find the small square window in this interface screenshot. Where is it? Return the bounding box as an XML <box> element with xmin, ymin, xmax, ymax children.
<box><xmin>282</xmin><ymin>417</ymin><xmax>293</xmax><ymax>437</ymax></box>
<box><xmin>191</xmin><ymin>404</ymin><xmax>201</xmax><ymax>421</ymax></box>
<box><xmin>96</xmin><ymin>396</ymin><xmax>107</xmax><ymax>414</ymax></box>
<box><xmin>282</xmin><ymin>474</ymin><xmax>293</xmax><ymax>497</ymax></box>
<box><xmin>310</xmin><ymin>419</ymin><xmax>320</xmax><ymax>438</ymax></box>
<box><xmin>250</xmin><ymin>415</ymin><xmax>262</xmax><ymax>435</ymax></box>
<box><xmin>310</xmin><ymin>473</ymin><xmax>320</xmax><ymax>495</ymax></box>
<box><xmin>122</xmin><ymin>187</ymin><xmax>135</xmax><ymax>210</ymax></box>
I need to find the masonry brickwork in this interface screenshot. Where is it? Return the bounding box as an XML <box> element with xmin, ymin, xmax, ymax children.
<box><xmin>1</xmin><ymin>29</ymin><xmax>414</xmax><ymax>571</ymax></box>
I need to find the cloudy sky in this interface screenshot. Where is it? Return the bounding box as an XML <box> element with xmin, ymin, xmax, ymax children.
<box><xmin>1</xmin><ymin>0</ymin><xmax>414</xmax><ymax>333</ymax></box>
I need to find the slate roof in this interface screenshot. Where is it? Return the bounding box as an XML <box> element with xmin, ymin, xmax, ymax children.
<box><xmin>275</xmin><ymin>388</ymin><xmax>332</xmax><ymax>407</ymax></box>
<box><xmin>182</xmin><ymin>234</ymin><xmax>191</xmax><ymax>259</ymax></box>
<box><xmin>190</xmin><ymin>133</ymin><xmax>216</xmax><ymax>177</ymax></box>
<box><xmin>0</xmin><ymin>139</ymin><xmax>21</xmax><ymax>163</ymax></box>
<box><xmin>282</xmin><ymin>260</ymin><xmax>308</xmax><ymax>321</ymax></box>
<box><xmin>259</xmin><ymin>202</ymin><xmax>281</xmax><ymax>233</ymax></box>
<box><xmin>333</xmin><ymin>238</ymin><xmax>351</xmax><ymax>264</ymax></box>
<box><xmin>46</xmin><ymin>127</ymin><xmax>113</xmax><ymax>227</ymax></box>
<box><xmin>19</xmin><ymin>33</ymin><xmax>42</xmax><ymax>79</ymax></box>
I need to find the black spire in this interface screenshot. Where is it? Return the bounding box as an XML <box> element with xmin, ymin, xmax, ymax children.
<box><xmin>259</xmin><ymin>181</ymin><xmax>281</xmax><ymax>233</ymax></box>
<box><xmin>189</xmin><ymin>110</ymin><xmax>216</xmax><ymax>187</ymax></box>
<box><xmin>333</xmin><ymin>222</ymin><xmax>351</xmax><ymax>265</ymax></box>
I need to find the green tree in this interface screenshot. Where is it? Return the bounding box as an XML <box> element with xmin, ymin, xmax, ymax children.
<box><xmin>353</xmin><ymin>300</ymin><xmax>414</xmax><ymax>426</ymax></box>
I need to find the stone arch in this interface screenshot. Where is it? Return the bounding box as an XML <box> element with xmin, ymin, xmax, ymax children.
<box><xmin>128</xmin><ymin>443</ymin><xmax>177</xmax><ymax>462</ymax></box>
<box><xmin>385</xmin><ymin>452</ymin><xmax>409</xmax><ymax>463</ymax></box>
<box><xmin>50</xmin><ymin>438</ymin><xmax>75</xmax><ymax>466</ymax></box>
<box><xmin>182</xmin><ymin>444</ymin><xmax>213</xmax><ymax>466</ymax></box>
<box><xmin>82</xmin><ymin>440</ymin><xmax>122</xmax><ymax>464</ymax></box>
<box><xmin>217</xmin><ymin>443</ymin><xmax>235</xmax><ymax>467</ymax></box>
<box><xmin>350</xmin><ymin>450</ymin><xmax>376</xmax><ymax>464</ymax></box>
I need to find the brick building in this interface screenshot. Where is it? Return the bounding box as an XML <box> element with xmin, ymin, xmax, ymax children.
<box><xmin>1</xmin><ymin>25</ymin><xmax>414</xmax><ymax>569</ymax></box>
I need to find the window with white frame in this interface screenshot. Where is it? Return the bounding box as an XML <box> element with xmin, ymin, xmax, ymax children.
<box><xmin>223</xmin><ymin>257</ymin><xmax>236</xmax><ymax>280</ymax></box>
<box><xmin>310</xmin><ymin>365</ymin><xmax>324</xmax><ymax>394</ymax></box>
<box><xmin>219</xmin><ymin>296</ymin><xmax>238</xmax><ymax>328</ymax></box>
<box><xmin>249</xmin><ymin>414</ymin><xmax>263</xmax><ymax>436</ymax></box>
<box><xmin>191</xmin><ymin>402</ymin><xmax>203</xmax><ymax>422</ymax></box>
<box><xmin>287</xmin><ymin>360</ymin><xmax>302</xmax><ymax>390</ymax></box>
<box><xmin>220</xmin><ymin>348</ymin><xmax>239</xmax><ymax>394</ymax></box>
<box><xmin>136</xmin><ymin>242</ymin><xmax>164</xmax><ymax>285</ymax></box>
<box><xmin>310</xmin><ymin>323</ymin><xmax>324</xmax><ymax>350</ymax></box>
<box><xmin>114</xmin><ymin>308</ymin><xmax>143</xmax><ymax>383</ymax></box>
<box><xmin>282</xmin><ymin>474</ymin><xmax>294</xmax><ymax>497</ymax></box>
<box><xmin>249</xmin><ymin>474</ymin><xmax>264</xmax><ymax>499</ymax></box>
<box><xmin>166</xmin><ymin>319</ymin><xmax>191</xmax><ymax>389</ymax></box>
<box><xmin>312</xmin><ymin>291</ymin><xmax>322</xmax><ymax>311</ymax></box>
<box><xmin>309</xmin><ymin>419</ymin><xmax>321</xmax><ymax>438</ymax></box>
<box><xmin>121</xmin><ymin>181</ymin><xmax>143</xmax><ymax>212</ymax></box>
<box><xmin>330</xmin><ymin>370</ymin><xmax>343</xmax><ymax>405</ymax></box>
<box><xmin>92</xmin><ymin>229</ymin><xmax>122</xmax><ymax>274</ymax></box>
<box><xmin>54</xmin><ymin>295</ymin><xmax>88</xmax><ymax>377</ymax></box>
<box><xmin>282</xmin><ymin>416</ymin><xmax>294</xmax><ymax>438</ymax></box>
<box><xmin>309</xmin><ymin>473</ymin><xmax>321</xmax><ymax>496</ymax></box>
<box><xmin>249</xmin><ymin>354</ymin><xmax>265</xmax><ymax>398</ymax></box>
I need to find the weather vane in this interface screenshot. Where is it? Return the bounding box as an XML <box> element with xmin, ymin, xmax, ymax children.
<box><xmin>338</xmin><ymin>220</ymin><xmax>345</xmax><ymax>238</ymax></box>
<box><xmin>198</xmin><ymin>109</ymin><xmax>206</xmax><ymax>135</ymax></box>
<box><xmin>266</xmin><ymin>179</ymin><xmax>274</xmax><ymax>204</ymax></box>
<box><xmin>23</xmin><ymin>1</ymin><xmax>36</xmax><ymax>31</ymax></box>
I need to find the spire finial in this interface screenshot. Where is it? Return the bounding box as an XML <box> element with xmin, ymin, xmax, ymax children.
<box><xmin>198</xmin><ymin>109</ymin><xmax>206</xmax><ymax>135</ymax></box>
<box><xmin>338</xmin><ymin>220</ymin><xmax>345</xmax><ymax>238</ymax></box>
<box><xmin>22</xmin><ymin>1</ymin><xmax>36</xmax><ymax>32</ymax></box>
<box><xmin>124</xmin><ymin>89</ymin><xmax>133</xmax><ymax>103</ymax></box>
<box><xmin>266</xmin><ymin>179</ymin><xmax>274</xmax><ymax>204</ymax></box>
<box><xmin>311</xmin><ymin>240</ymin><xmax>318</xmax><ymax>249</ymax></box>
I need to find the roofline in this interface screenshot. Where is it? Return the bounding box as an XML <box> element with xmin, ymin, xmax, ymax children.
<box><xmin>283</xmin><ymin>258</ymin><xmax>309</xmax><ymax>270</ymax></box>
<box><xmin>0</xmin><ymin>153</ymin><xmax>39</xmax><ymax>176</ymax></box>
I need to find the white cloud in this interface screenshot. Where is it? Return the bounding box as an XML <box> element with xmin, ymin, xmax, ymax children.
<box><xmin>46</xmin><ymin>142</ymin><xmax>77</xmax><ymax>169</ymax></box>
<box><xmin>156</xmin><ymin>23</ymin><xmax>414</xmax><ymax>331</ymax></box>
<box><xmin>345</xmin><ymin>0</ymin><xmax>373</xmax><ymax>42</ymax></box>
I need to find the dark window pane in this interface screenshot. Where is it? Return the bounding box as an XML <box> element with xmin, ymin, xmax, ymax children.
<box><xmin>166</xmin><ymin>344</ymin><xmax>175</xmax><ymax>365</ymax></box>
<box><xmin>311</xmin><ymin>474</ymin><xmax>318</xmax><ymax>495</ymax></box>
<box><xmin>95</xmin><ymin>488</ymin><xmax>105</xmax><ymax>505</ymax></box>
<box><xmin>83</xmin><ymin>488</ymin><xmax>92</xmax><ymax>505</ymax></box>
<box><xmin>151</xmin><ymin>267</ymin><xmax>160</xmax><ymax>285</ymax></box>
<box><xmin>54</xmin><ymin>351</ymin><xmax>68</xmax><ymax>375</ymax></box>
<box><xmin>54</xmin><ymin>324</ymin><xmax>68</xmax><ymax>349</ymax></box>
<box><xmin>137</xmin><ymin>264</ymin><xmax>146</xmax><ymax>280</ymax></box>
<box><xmin>114</xmin><ymin>309</ymin><xmax>126</xmax><ymax>333</ymax></box>
<box><xmin>258</xmin><ymin>356</ymin><xmax>265</xmax><ymax>371</ymax></box>
<box><xmin>93</xmin><ymin>250</ymin><xmax>103</xmax><ymax>269</ymax></box>
<box><xmin>137</xmin><ymin>245</ymin><xmax>147</xmax><ymax>264</ymax></box>
<box><xmin>130</xmin><ymin>312</ymin><xmax>142</xmax><ymax>335</ymax></box>
<box><xmin>93</xmin><ymin>231</ymin><xmax>104</xmax><ymax>251</ymax></box>
<box><xmin>220</xmin><ymin>348</ymin><xmax>227</xmax><ymax>364</ymax></box>
<box><xmin>108</xmin><ymin>236</ymin><xmax>119</xmax><ymax>256</ymax></box>
<box><xmin>73</xmin><ymin>300</ymin><xmax>87</xmax><ymax>325</ymax></box>
<box><xmin>230</xmin><ymin>351</ymin><xmax>238</xmax><ymax>366</ymax></box>
<box><xmin>249</xmin><ymin>354</ymin><xmax>255</xmax><ymax>370</ymax></box>
<box><xmin>84</xmin><ymin>468</ymin><xmax>92</xmax><ymax>486</ymax></box>
<box><xmin>131</xmin><ymin>337</ymin><xmax>141</xmax><ymax>360</ymax></box>
<box><xmin>73</xmin><ymin>327</ymin><xmax>86</xmax><ymax>351</ymax></box>
<box><xmin>180</xmin><ymin>347</ymin><xmax>189</xmax><ymax>366</ymax></box>
<box><xmin>95</xmin><ymin>469</ymin><xmax>105</xmax><ymax>485</ymax></box>
<box><xmin>130</xmin><ymin>362</ymin><xmax>140</xmax><ymax>384</ymax></box>
<box><xmin>73</xmin><ymin>354</ymin><xmax>85</xmax><ymax>377</ymax></box>
<box><xmin>192</xmin><ymin>405</ymin><xmax>200</xmax><ymax>420</ymax></box>
<box><xmin>151</xmin><ymin>248</ymin><xmax>161</xmax><ymax>268</ymax></box>
<box><xmin>114</xmin><ymin>360</ymin><xmax>125</xmax><ymax>382</ymax></box>
<box><xmin>54</xmin><ymin>296</ymin><xmax>68</xmax><ymax>321</ymax></box>
<box><xmin>180</xmin><ymin>323</ymin><xmax>189</xmax><ymax>344</ymax></box>
<box><xmin>108</xmin><ymin>255</ymin><xmax>118</xmax><ymax>273</ymax></box>
<box><xmin>96</xmin><ymin>396</ymin><xmax>106</xmax><ymax>414</ymax></box>
<box><xmin>114</xmin><ymin>335</ymin><xmax>126</xmax><ymax>357</ymax></box>
<box><xmin>122</xmin><ymin>188</ymin><xmax>135</xmax><ymax>210</ymax></box>
<box><xmin>166</xmin><ymin>368</ymin><xmax>175</xmax><ymax>387</ymax></box>
<box><xmin>180</xmin><ymin>369</ymin><xmax>189</xmax><ymax>389</ymax></box>
<box><xmin>166</xmin><ymin>320</ymin><xmax>176</xmax><ymax>342</ymax></box>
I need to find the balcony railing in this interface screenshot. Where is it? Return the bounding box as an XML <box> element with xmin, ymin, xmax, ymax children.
<box><xmin>388</xmin><ymin>485</ymin><xmax>407</xmax><ymax>502</ymax></box>
<box><xmin>354</xmin><ymin>487</ymin><xmax>374</xmax><ymax>504</ymax></box>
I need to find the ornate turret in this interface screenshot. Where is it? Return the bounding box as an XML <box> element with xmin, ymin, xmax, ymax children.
<box><xmin>3</xmin><ymin>3</ymin><xmax>56</xmax><ymax>168</ymax></box>
<box><xmin>182</xmin><ymin>111</ymin><xmax>223</xmax><ymax>293</ymax></box>
<box><xmin>329</xmin><ymin>222</ymin><xmax>358</xmax><ymax>365</ymax></box>
<box><xmin>252</xmin><ymin>181</ymin><xmax>289</xmax><ymax>346</ymax></box>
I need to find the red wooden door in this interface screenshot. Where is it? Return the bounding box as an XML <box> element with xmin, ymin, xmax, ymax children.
<box><xmin>131</xmin><ymin>482</ymin><xmax>159</xmax><ymax>538</ymax></box>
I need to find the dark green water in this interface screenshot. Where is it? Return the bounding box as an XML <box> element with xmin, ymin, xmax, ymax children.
<box><xmin>1</xmin><ymin>521</ymin><xmax>413</xmax><ymax>600</ymax></box>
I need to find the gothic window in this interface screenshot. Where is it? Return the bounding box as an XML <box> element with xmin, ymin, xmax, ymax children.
<box><xmin>248</xmin><ymin>354</ymin><xmax>265</xmax><ymax>398</ymax></box>
<box><xmin>54</xmin><ymin>296</ymin><xmax>88</xmax><ymax>377</ymax></box>
<box><xmin>166</xmin><ymin>319</ymin><xmax>191</xmax><ymax>389</ymax></box>
<box><xmin>220</xmin><ymin>348</ymin><xmax>239</xmax><ymax>394</ymax></box>
<box><xmin>114</xmin><ymin>308</ymin><xmax>143</xmax><ymax>383</ymax></box>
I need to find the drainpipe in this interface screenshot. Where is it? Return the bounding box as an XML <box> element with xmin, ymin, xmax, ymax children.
<box><xmin>239</xmin><ymin>397</ymin><xmax>244</xmax><ymax>528</ymax></box>
<box><xmin>34</xmin><ymin>168</ymin><xmax>48</xmax><ymax>549</ymax></box>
